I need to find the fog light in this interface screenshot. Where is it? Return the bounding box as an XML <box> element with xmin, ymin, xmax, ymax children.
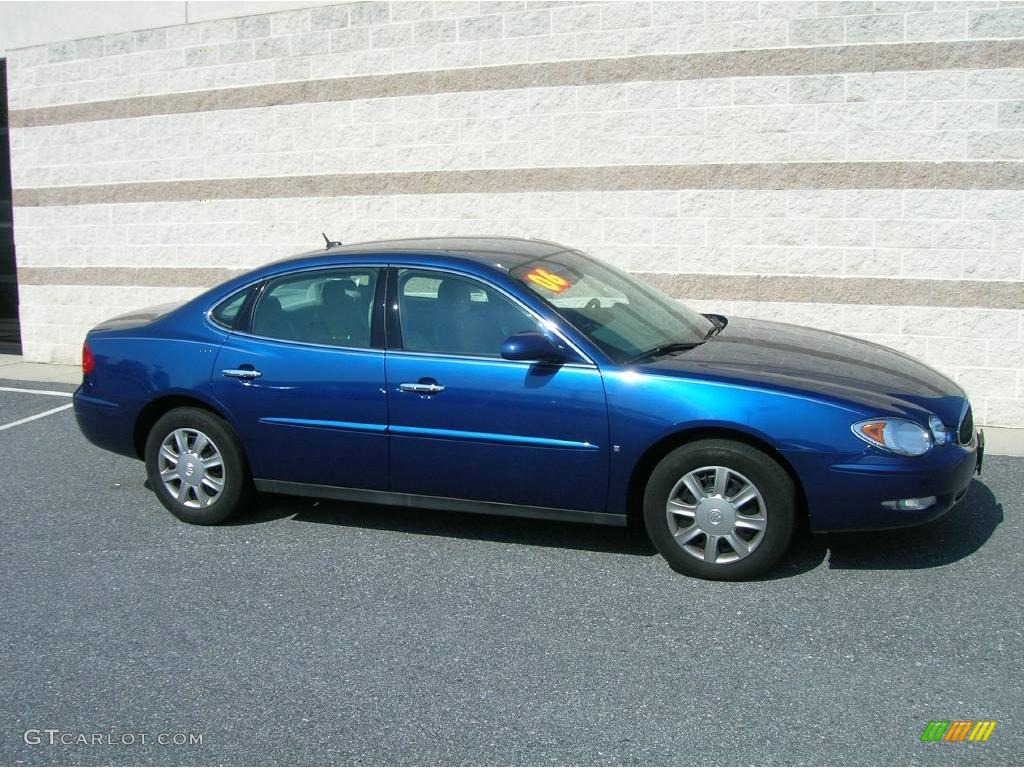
<box><xmin>882</xmin><ymin>496</ymin><xmax>937</xmax><ymax>511</ymax></box>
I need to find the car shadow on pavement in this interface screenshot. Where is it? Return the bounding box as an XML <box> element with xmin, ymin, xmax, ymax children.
<box><xmin>236</xmin><ymin>496</ymin><xmax>829</xmax><ymax>576</ymax></box>
<box><xmin>227</xmin><ymin>478</ymin><xmax>1001</xmax><ymax>574</ymax></box>
<box><xmin>232</xmin><ymin>494</ymin><xmax>661</xmax><ymax>557</ymax></box>
<box><xmin>822</xmin><ymin>478</ymin><xmax>1003</xmax><ymax>570</ymax></box>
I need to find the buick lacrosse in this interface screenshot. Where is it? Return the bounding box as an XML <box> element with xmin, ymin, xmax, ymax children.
<box><xmin>74</xmin><ymin>237</ymin><xmax>983</xmax><ymax>579</ymax></box>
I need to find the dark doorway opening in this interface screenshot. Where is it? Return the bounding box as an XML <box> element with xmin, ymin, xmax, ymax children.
<box><xmin>0</xmin><ymin>58</ymin><xmax>21</xmax><ymax>354</ymax></box>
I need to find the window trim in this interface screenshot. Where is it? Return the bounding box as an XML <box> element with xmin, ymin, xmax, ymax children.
<box><xmin>386</xmin><ymin>266</ymin><xmax>595</xmax><ymax>366</ymax></box>
<box><xmin>216</xmin><ymin>265</ymin><xmax>387</xmax><ymax>352</ymax></box>
<box><xmin>208</xmin><ymin>286</ymin><xmax>254</xmax><ymax>331</ymax></box>
<box><xmin>205</xmin><ymin>281</ymin><xmax>263</xmax><ymax>334</ymax></box>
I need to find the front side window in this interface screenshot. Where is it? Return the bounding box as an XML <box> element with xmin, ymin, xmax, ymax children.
<box><xmin>397</xmin><ymin>269</ymin><xmax>540</xmax><ymax>357</ymax></box>
<box><xmin>511</xmin><ymin>251</ymin><xmax>714</xmax><ymax>364</ymax></box>
<box><xmin>251</xmin><ymin>267</ymin><xmax>379</xmax><ymax>348</ymax></box>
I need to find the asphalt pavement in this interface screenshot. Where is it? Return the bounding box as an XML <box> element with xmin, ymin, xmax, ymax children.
<box><xmin>0</xmin><ymin>379</ymin><xmax>1021</xmax><ymax>766</ymax></box>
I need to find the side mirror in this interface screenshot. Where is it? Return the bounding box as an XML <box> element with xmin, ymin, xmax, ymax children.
<box><xmin>501</xmin><ymin>332</ymin><xmax>565</xmax><ymax>363</ymax></box>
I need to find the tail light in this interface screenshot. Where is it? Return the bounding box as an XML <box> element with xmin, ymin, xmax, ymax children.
<box><xmin>82</xmin><ymin>342</ymin><xmax>95</xmax><ymax>376</ymax></box>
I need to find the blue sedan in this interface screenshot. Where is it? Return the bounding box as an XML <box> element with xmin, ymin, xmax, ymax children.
<box><xmin>74</xmin><ymin>237</ymin><xmax>983</xmax><ymax>579</ymax></box>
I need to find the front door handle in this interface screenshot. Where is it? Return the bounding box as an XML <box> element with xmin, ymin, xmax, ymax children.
<box><xmin>222</xmin><ymin>368</ymin><xmax>263</xmax><ymax>380</ymax></box>
<box><xmin>399</xmin><ymin>382</ymin><xmax>445</xmax><ymax>394</ymax></box>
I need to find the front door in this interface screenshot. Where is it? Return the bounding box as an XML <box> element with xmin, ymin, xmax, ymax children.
<box><xmin>385</xmin><ymin>267</ymin><xmax>609</xmax><ymax>512</ymax></box>
<box><xmin>211</xmin><ymin>266</ymin><xmax>388</xmax><ymax>490</ymax></box>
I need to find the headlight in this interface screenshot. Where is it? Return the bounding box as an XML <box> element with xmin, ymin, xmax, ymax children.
<box><xmin>852</xmin><ymin>418</ymin><xmax>933</xmax><ymax>456</ymax></box>
<box><xmin>928</xmin><ymin>414</ymin><xmax>950</xmax><ymax>445</ymax></box>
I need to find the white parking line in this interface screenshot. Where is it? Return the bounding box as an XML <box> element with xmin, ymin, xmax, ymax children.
<box><xmin>0</xmin><ymin>386</ymin><xmax>74</xmax><ymax>398</ymax></box>
<box><xmin>0</xmin><ymin>404</ymin><xmax>74</xmax><ymax>432</ymax></box>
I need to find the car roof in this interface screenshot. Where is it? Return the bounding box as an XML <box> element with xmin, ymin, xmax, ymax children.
<box><xmin>272</xmin><ymin>236</ymin><xmax>578</xmax><ymax>272</ymax></box>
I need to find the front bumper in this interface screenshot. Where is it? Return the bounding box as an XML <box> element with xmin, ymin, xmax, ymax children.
<box><xmin>788</xmin><ymin>432</ymin><xmax>982</xmax><ymax>533</ymax></box>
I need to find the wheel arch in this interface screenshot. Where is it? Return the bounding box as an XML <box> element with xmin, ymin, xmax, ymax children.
<box><xmin>624</xmin><ymin>426</ymin><xmax>807</xmax><ymax>528</ymax></box>
<box><xmin>133</xmin><ymin>394</ymin><xmax>233</xmax><ymax>460</ymax></box>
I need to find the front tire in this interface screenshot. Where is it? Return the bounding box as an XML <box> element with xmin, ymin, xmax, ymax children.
<box><xmin>643</xmin><ymin>439</ymin><xmax>796</xmax><ymax>580</ymax></box>
<box><xmin>144</xmin><ymin>407</ymin><xmax>251</xmax><ymax>525</ymax></box>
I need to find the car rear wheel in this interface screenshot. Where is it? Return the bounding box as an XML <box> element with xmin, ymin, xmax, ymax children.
<box><xmin>643</xmin><ymin>439</ymin><xmax>795</xmax><ymax>580</ymax></box>
<box><xmin>145</xmin><ymin>407</ymin><xmax>251</xmax><ymax>525</ymax></box>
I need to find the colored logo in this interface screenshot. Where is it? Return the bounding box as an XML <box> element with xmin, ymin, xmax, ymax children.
<box><xmin>921</xmin><ymin>721</ymin><xmax>997</xmax><ymax>742</ymax></box>
<box><xmin>526</xmin><ymin>268</ymin><xmax>571</xmax><ymax>294</ymax></box>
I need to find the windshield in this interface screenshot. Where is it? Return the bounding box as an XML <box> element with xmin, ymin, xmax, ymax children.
<box><xmin>511</xmin><ymin>250</ymin><xmax>715</xmax><ymax>364</ymax></box>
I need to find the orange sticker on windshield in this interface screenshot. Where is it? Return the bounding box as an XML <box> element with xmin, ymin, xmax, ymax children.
<box><xmin>526</xmin><ymin>268</ymin><xmax>571</xmax><ymax>294</ymax></box>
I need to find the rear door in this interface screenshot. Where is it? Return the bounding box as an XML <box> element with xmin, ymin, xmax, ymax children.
<box><xmin>211</xmin><ymin>266</ymin><xmax>388</xmax><ymax>490</ymax></box>
<box><xmin>385</xmin><ymin>266</ymin><xmax>610</xmax><ymax>513</ymax></box>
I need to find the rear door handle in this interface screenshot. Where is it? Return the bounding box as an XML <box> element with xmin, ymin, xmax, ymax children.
<box><xmin>222</xmin><ymin>368</ymin><xmax>263</xmax><ymax>380</ymax></box>
<box><xmin>399</xmin><ymin>382</ymin><xmax>445</xmax><ymax>394</ymax></box>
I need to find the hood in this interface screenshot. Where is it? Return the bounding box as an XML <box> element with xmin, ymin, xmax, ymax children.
<box><xmin>641</xmin><ymin>316</ymin><xmax>966</xmax><ymax>425</ymax></box>
<box><xmin>91</xmin><ymin>301</ymin><xmax>186</xmax><ymax>332</ymax></box>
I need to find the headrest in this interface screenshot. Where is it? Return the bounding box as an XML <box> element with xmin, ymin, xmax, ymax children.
<box><xmin>437</xmin><ymin>279</ymin><xmax>474</xmax><ymax>304</ymax></box>
<box><xmin>321</xmin><ymin>279</ymin><xmax>355</xmax><ymax>304</ymax></box>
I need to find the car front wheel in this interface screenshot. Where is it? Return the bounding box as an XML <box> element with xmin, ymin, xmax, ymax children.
<box><xmin>144</xmin><ymin>407</ymin><xmax>251</xmax><ymax>525</ymax></box>
<box><xmin>643</xmin><ymin>439</ymin><xmax>796</xmax><ymax>580</ymax></box>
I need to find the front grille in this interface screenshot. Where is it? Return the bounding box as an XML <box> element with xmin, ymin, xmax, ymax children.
<box><xmin>958</xmin><ymin>404</ymin><xmax>974</xmax><ymax>445</ymax></box>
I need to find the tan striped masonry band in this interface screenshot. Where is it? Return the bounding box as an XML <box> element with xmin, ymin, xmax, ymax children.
<box><xmin>9</xmin><ymin>39</ymin><xmax>1024</xmax><ymax>129</ymax></box>
<box><xmin>12</xmin><ymin>161</ymin><xmax>1024</xmax><ymax>207</ymax></box>
<box><xmin>17</xmin><ymin>268</ymin><xmax>1024</xmax><ymax>310</ymax></box>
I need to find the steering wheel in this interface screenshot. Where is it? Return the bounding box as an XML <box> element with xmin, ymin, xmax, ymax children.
<box><xmin>585</xmin><ymin>297</ymin><xmax>602</xmax><ymax>309</ymax></box>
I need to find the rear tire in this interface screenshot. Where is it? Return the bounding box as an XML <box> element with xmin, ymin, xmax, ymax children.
<box><xmin>643</xmin><ymin>439</ymin><xmax>796</xmax><ymax>580</ymax></box>
<box><xmin>144</xmin><ymin>407</ymin><xmax>252</xmax><ymax>525</ymax></box>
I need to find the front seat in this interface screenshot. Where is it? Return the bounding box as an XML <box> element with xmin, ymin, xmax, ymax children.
<box><xmin>435</xmin><ymin>279</ymin><xmax>492</xmax><ymax>355</ymax></box>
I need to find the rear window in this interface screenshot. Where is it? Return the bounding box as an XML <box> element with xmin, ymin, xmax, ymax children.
<box><xmin>210</xmin><ymin>288</ymin><xmax>251</xmax><ymax>329</ymax></box>
<box><xmin>249</xmin><ymin>267</ymin><xmax>380</xmax><ymax>348</ymax></box>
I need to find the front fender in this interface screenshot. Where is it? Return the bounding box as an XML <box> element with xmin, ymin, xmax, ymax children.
<box><xmin>603</xmin><ymin>369</ymin><xmax>871</xmax><ymax>516</ymax></box>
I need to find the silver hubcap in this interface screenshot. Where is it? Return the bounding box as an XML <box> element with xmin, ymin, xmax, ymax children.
<box><xmin>666</xmin><ymin>465</ymin><xmax>767</xmax><ymax>565</ymax></box>
<box><xmin>158</xmin><ymin>428</ymin><xmax>225</xmax><ymax>509</ymax></box>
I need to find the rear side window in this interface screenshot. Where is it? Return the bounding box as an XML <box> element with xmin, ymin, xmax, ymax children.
<box><xmin>250</xmin><ymin>267</ymin><xmax>380</xmax><ymax>348</ymax></box>
<box><xmin>210</xmin><ymin>288</ymin><xmax>251</xmax><ymax>329</ymax></box>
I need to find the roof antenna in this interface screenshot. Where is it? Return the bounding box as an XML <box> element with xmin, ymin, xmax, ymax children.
<box><xmin>322</xmin><ymin>232</ymin><xmax>342</xmax><ymax>248</ymax></box>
